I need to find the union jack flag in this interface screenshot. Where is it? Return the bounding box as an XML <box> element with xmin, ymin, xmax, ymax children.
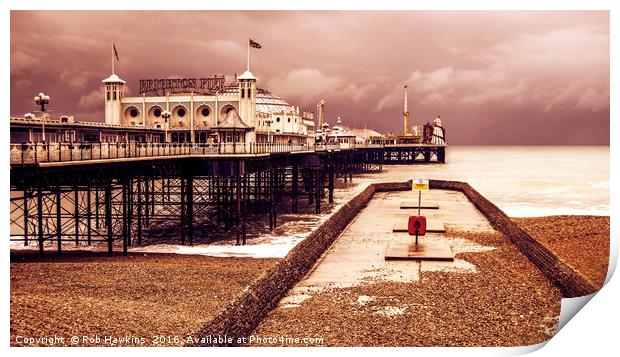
<box><xmin>249</xmin><ymin>39</ymin><xmax>262</xmax><ymax>49</ymax></box>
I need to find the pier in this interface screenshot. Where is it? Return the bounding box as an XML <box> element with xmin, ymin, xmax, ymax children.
<box><xmin>10</xmin><ymin>142</ymin><xmax>445</xmax><ymax>256</ymax></box>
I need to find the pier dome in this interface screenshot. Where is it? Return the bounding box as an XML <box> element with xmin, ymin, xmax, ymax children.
<box><xmin>102</xmin><ymin>73</ymin><xmax>126</xmax><ymax>84</ymax></box>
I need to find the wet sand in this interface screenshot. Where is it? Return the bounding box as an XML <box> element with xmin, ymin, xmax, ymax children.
<box><xmin>10</xmin><ymin>252</ymin><xmax>278</xmax><ymax>346</ymax></box>
<box><xmin>513</xmin><ymin>216</ymin><xmax>609</xmax><ymax>289</ymax></box>
<box><xmin>249</xmin><ymin>190</ymin><xmax>562</xmax><ymax>347</ymax></box>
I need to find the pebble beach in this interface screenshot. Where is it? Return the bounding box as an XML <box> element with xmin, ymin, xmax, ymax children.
<box><xmin>9</xmin><ymin>178</ymin><xmax>609</xmax><ymax>347</ymax></box>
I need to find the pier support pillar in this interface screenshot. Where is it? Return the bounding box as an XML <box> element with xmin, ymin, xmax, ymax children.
<box><xmin>180</xmin><ymin>177</ymin><xmax>186</xmax><ymax>245</ymax></box>
<box><xmin>292</xmin><ymin>161</ymin><xmax>299</xmax><ymax>213</ymax></box>
<box><xmin>137</xmin><ymin>177</ymin><xmax>142</xmax><ymax>246</ymax></box>
<box><xmin>87</xmin><ymin>185</ymin><xmax>92</xmax><ymax>245</ymax></box>
<box><xmin>23</xmin><ymin>192</ymin><xmax>28</xmax><ymax>246</ymax></box>
<box><xmin>105</xmin><ymin>182</ymin><xmax>113</xmax><ymax>256</ymax></box>
<box><xmin>74</xmin><ymin>187</ymin><xmax>79</xmax><ymax>245</ymax></box>
<box><xmin>37</xmin><ymin>188</ymin><xmax>43</xmax><ymax>256</ymax></box>
<box><xmin>187</xmin><ymin>175</ymin><xmax>194</xmax><ymax>246</ymax></box>
<box><xmin>122</xmin><ymin>180</ymin><xmax>128</xmax><ymax>256</ymax></box>
<box><xmin>328</xmin><ymin>161</ymin><xmax>334</xmax><ymax>204</ymax></box>
<box><xmin>56</xmin><ymin>188</ymin><xmax>62</xmax><ymax>254</ymax></box>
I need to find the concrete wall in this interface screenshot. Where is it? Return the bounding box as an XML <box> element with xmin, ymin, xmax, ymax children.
<box><xmin>188</xmin><ymin>180</ymin><xmax>412</xmax><ymax>346</ymax></box>
<box><xmin>429</xmin><ymin>179</ymin><xmax>597</xmax><ymax>298</ymax></box>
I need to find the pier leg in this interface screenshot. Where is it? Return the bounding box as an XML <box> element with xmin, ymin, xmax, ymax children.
<box><xmin>308</xmin><ymin>168</ymin><xmax>314</xmax><ymax>205</ymax></box>
<box><xmin>180</xmin><ymin>177</ymin><xmax>186</xmax><ymax>245</ymax></box>
<box><xmin>105</xmin><ymin>183</ymin><xmax>113</xmax><ymax>256</ymax></box>
<box><xmin>255</xmin><ymin>172</ymin><xmax>261</xmax><ymax>215</ymax></box>
<box><xmin>137</xmin><ymin>177</ymin><xmax>142</xmax><ymax>246</ymax></box>
<box><xmin>144</xmin><ymin>177</ymin><xmax>149</xmax><ymax>227</ymax></box>
<box><xmin>127</xmin><ymin>179</ymin><xmax>133</xmax><ymax>247</ymax></box>
<box><xmin>328</xmin><ymin>161</ymin><xmax>334</xmax><ymax>204</ymax></box>
<box><xmin>268</xmin><ymin>170</ymin><xmax>273</xmax><ymax>230</ymax></box>
<box><xmin>87</xmin><ymin>185</ymin><xmax>92</xmax><ymax>245</ymax></box>
<box><xmin>95</xmin><ymin>186</ymin><xmax>100</xmax><ymax>229</ymax></box>
<box><xmin>187</xmin><ymin>175</ymin><xmax>193</xmax><ymax>246</ymax></box>
<box><xmin>292</xmin><ymin>161</ymin><xmax>299</xmax><ymax>213</ymax></box>
<box><xmin>315</xmin><ymin>168</ymin><xmax>321</xmax><ymax>214</ymax></box>
<box><xmin>23</xmin><ymin>191</ymin><xmax>28</xmax><ymax>246</ymax></box>
<box><xmin>122</xmin><ymin>181</ymin><xmax>128</xmax><ymax>256</ymax></box>
<box><xmin>56</xmin><ymin>188</ymin><xmax>62</xmax><ymax>254</ymax></box>
<box><xmin>151</xmin><ymin>178</ymin><xmax>155</xmax><ymax>216</ymax></box>
<box><xmin>74</xmin><ymin>187</ymin><xmax>79</xmax><ymax>245</ymax></box>
<box><xmin>37</xmin><ymin>188</ymin><xmax>44</xmax><ymax>256</ymax></box>
<box><xmin>236</xmin><ymin>164</ymin><xmax>241</xmax><ymax>222</ymax></box>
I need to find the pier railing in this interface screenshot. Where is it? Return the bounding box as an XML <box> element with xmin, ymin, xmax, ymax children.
<box><xmin>9</xmin><ymin>142</ymin><xmax>342</xmax><ymax>165</ymax></box>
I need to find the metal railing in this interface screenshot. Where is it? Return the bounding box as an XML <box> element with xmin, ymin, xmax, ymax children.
<box><xmin>9</xmin><ymin>142</ymin><xmax>343</xmax><ymax>165</ymax></box>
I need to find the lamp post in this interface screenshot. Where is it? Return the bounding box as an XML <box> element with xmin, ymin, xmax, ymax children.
<box><xmin>265</xmin><ymin>118</ymin><xmax>273</xmax><ymax>145</ymax></box>
<box><xmin>34</xmin><ymin>92</ymin><xmax>50</xmax><ymax>142</ymax></box>
<box><xmin>161</xmin><ymin>110</ymin><xmax>171</xmax><ymax>143</ymax></box>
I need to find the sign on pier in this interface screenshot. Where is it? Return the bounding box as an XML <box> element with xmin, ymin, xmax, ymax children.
<box><xmin>412</xmin><ymin>179</ymin><xmax>429</xmax><ymax>190</ymax></box>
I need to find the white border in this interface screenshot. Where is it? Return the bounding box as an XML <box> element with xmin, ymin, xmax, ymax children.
<box><xmin>2</xmin><ymin>1</ymin><xmax>617</xmax><ymax>357</ymax></box>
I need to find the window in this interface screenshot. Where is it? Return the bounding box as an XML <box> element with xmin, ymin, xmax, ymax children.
<box><xmin>154</xmin><ymin>108</ymin><xmax>162</xmax><ymax>117</ymax></box>
<box><xmin>130</xmin><ymin>108</ymin><xmax>139</xmax><ymax>117</ymax></box>
<box><xmin>107</xmin><ymin>91</ymin><xmax>110</xmax><ymax>100</ymax></box>
<box><xmin>112</xmin><ymin>92</ymin><xmax>117</xmax><ymax>100</ymax></box>
<box><xmin>177</xmin><ymin>108</ymin><xmax>186</xmax><ymax>117</ymax></box>
<box><xmin>276</xmin><ymin>117</ymin><xmax>280</xmax><ymax>122</ymax></box>
<box><xmin>248</xmin><ymin>88</ymin><xmax>251</xmax><ymax>98</ymax></box>
<box><xmin>201</xmin><ymin>107</ymin><xmax>210</xmax><ymax>117</ymax></box>
<box><xmin>287</xmin><ymin>118</ymin><xmax>291</xmax><ymax>123</ymax></box>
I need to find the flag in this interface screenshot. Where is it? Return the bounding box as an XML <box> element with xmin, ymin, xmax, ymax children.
<box><xmin>249</xmin><ymin>39</ymin><xmax>262</xmax><ymax>49</ymax></box>
<box><xmin>113</xmin><ymin>43</ymin><xmax>120</xmax><ymax>61</ymax></box>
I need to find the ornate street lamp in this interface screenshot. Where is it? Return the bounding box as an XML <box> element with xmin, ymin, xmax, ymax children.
<box><xmin>161</xmin><ymin>109</ymin><xmax>171</xmax><ymax>143</ymax></box>
<box><xmin>34</xmin><ymin>92</ymin><xmax>50</xmax><ymax>142</ymax></box>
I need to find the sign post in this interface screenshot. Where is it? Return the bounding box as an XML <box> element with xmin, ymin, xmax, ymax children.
<box><xmin>412</xmin><ymin>179</ymin><xmax>429</xmax><ymax>215</ymax></box>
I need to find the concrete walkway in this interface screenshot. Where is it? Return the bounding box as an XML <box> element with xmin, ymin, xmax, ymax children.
<box><xmin>277</xmin><ymin>189</ymin><xmax>496</xmax><ymax>308</ymax></box>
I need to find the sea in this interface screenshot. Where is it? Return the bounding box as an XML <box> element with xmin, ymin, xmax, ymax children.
<box><xmin>381</xmin><ymin>146</ymin><xmax>609</xmax><ymax>217</ymax></box>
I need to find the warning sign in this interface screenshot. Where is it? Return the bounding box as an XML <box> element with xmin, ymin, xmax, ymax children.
<box><xmin>412</xmin><ymin>179</ymin><xmax>429</xmax><ymax>190</ymax></box>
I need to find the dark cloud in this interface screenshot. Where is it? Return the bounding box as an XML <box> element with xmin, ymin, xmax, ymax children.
<box><xmin>10</xmin><ymin>10</ymin><xmax>609</xmax><ymax>145</ymax></box>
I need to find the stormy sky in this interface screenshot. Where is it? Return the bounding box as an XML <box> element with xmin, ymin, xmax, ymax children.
<box><xmin>10</xmin><ymin>11</ymin><xmax>609</xmax><ymax>145</ymax></box>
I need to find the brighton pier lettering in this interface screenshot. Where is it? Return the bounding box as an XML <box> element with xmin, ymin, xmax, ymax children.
<box><xmin>139</xmin><ymin>76</ymin><xmax>226</xmax><ymax>95</ymax></box>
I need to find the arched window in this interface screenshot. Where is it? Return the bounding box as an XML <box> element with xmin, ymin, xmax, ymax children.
<box><xmin>107</xmin><ymin>91</ymin><xmax>111</xmax><ymax>100</ymax></box>
<box><xmin>113</xmin><ymin>91</ymin><xmax>117</xmax><ymax>100</ymax></box>
<box><xmin>248</xmin><ymin>88</ymin><xmax>252</xmax><ymax>98</ymax></box>
<box><xmin>276</xmin><ymin>117</ymin><xmax>280</xmax><ymax>122</ymax></box>
<box><xmin>241</xmin><ymin>87</ymin><xmax>245</xmax><ymax>98</ymax></box>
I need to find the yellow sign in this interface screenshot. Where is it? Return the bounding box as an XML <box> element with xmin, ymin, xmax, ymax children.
<box><xmin>412</xmin><ymin>179</ymin><xmax>429</xmax><ymax>190</ymax></box>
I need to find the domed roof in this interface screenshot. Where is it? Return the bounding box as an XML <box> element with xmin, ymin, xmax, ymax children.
<box><xmin>237</xmin><ymin>70</ymin><xmax>257</xmax><ymax>80</ymax></box>
<box><xmin>102</xmin><ymin>74</ymin><xmax>126</xmax><ymax>84</ymax></box>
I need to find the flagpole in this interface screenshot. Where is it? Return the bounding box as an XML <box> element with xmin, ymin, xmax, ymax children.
<box><xmin>247</xmin><ymin>37</ymin><xmax>250</xmax><ymax>71</ymax></box>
